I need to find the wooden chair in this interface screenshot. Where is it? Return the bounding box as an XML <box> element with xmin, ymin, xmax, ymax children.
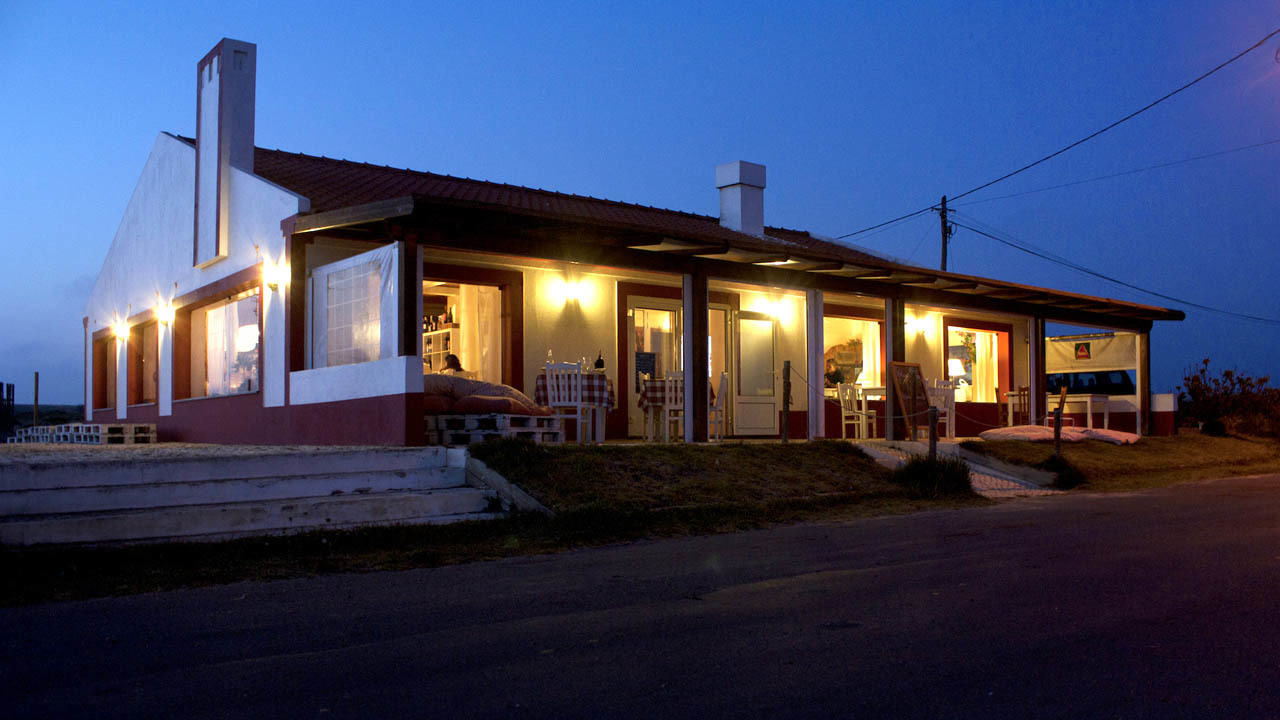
<box><xmin>926</xmin><ymin>379</ymin><xmax>956</xmax><ymax>438</ymax></box>
<box><xmin>1005</xmin><ymin>386</ymin><xmax>1030</xmax><ymax>426</ymax></box>
<box><xmin>545</xmin><ymin>362</ymin><xmax>592</xmax><ymax>443</ymax></box>
<box><xmin>837</xmin><ymin>382</ymin><xmax>876</xmax><ymax>439</ymax></box>
<box><xmin>709</xmin><ymin>372</ymin><xmax>729</xmax><ymax>442</ymax></box>
<box><xmin>660</xmin><ymin>376</ymin><xmax>684</xmax><ymax>443</ymax></box>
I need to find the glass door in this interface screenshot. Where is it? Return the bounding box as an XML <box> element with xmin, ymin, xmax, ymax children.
<box><xmin>626</xmin><ymin>299</ymin><xmax>683</xmax><ymax>437</ymax></box>
<box><xmin>733</xmin><ymin>310</ymin><xmax>778</xmax><ymax>435</ymax></box>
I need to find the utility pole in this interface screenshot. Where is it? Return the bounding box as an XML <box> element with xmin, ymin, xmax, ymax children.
<box><xmin>939</xmin><ymin>195</ymin><xmax>951</xmax><ymax>271</ymax></box>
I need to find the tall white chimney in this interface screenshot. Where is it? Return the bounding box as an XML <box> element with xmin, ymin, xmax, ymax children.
<box><xmin>194</xmin><ymin>38</ymin><xmax>256</xmax><ymax>267</ymax></box>
<box><xmin>715</xmin><ymin>160</ymin><xmax>766</xmax><ymax>236</ymax></box>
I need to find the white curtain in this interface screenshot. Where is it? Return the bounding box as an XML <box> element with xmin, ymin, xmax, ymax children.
<box><xmin>973</xmin><ymin>332</ymin><xmax>998</xmax><ymax>402</ymax></box>
<box><xmin>457</xmin><ymin>284</ymin><xmax>502</xmax><ymax>383</ymax></box>
<box><xmin>862</xmin><ymin>323</ymin><xmax>882</xmax><ymax>385</ymax></box>
<box><xmin>205</xmin><ymin>303</ymin><xmax>228</xmax><ymax>396</ymax></box>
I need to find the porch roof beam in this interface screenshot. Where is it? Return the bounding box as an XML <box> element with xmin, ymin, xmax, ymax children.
<box><xmin>293</xmin><ymin>196</ymin><xmax>417</xmax><ymax>234</ymax></box>
<box><xmin>335</xmin><ymin>203</ymin><xmax>1176</xmax><ymax>331</ymax></box>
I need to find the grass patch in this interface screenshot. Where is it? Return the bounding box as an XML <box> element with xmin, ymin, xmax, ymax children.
<box><xmin>969</xmin><ymin>430</ymin><xmax>1280</xmax><ymax>491</ymax></box>
<box><xmin>2</xmin><ymin>440</ymin><xmax>988</xmax><ymax>606</ymax></box>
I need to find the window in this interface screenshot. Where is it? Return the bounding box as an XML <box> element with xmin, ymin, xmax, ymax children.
<box><xmin>947</xmin><ymin>327</ymin><xmax>999</xmax><ymax>402</ymax></box>
<box><xmin>94</xmin><ymin>337</ymin><xmax>116</xmax><ymax>410</ymax></box>
<box><xmin>822</xmin><ymin>316</ymin><xmax>882</xmax><ymax>387</ymax></box>
<box><xmin>136</xmin><ymin>322</ymin><xmax>158</xmax><ymax>404</ymax></box>
<box><xmin>310</xmin><ymin>244</ymin><xmax>398</xmax><ymax>369</ymax></box>
<box><xmin>191</xmin><ymin>289</ymin><xmax>259</xmax><ymax>397</ymax></box>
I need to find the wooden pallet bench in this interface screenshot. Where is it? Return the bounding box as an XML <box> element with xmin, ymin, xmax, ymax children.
<box><xmin>8</xmin><ymin>423</ymin><xmax>157</xmax><ymax>445</ymax></box>
<box><xmin>425</xmin><ymin>413</ymin><xmax>563</xmax><ymax>445</ymax></box>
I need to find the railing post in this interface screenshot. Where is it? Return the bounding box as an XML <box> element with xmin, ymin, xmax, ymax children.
<box><xmin>781</xmin><ymin>360</ymin><xmax>791</xmax><ymax>443</ymax></box>
<box><xmin>1053</xmin><ymin>407</ymin><xmax>1063</xmax><ymax>458</ymax></box>
<box><xmin>928</xmin><ymin>406</ymin><xmax>938</xmax><ymax>462</ymax></box>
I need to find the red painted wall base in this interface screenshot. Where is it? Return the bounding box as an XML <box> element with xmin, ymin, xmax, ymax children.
<box><xmin>93</xmin><ymin>392</ymin><xmax>426</xmax><ymax>446</ymax></box>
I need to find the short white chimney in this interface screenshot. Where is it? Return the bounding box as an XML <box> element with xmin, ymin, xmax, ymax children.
<box><xmin>715</xmin><ymin>160</ymin><xmax>766</xmax><ymax>236</ymax></box>
<box><xmin>194</xmin><ymin>38</ymin><xmax>256</xmax><ymax>267</ymax></box>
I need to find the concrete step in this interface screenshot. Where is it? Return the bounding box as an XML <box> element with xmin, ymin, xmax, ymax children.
<box><xmin>0</xmin><ymin>487</ymin><xmax>497</xmax><ymax>546</ymax></box>
<box><xmin>0</xmin><ymin>447</ymin><xmax>462</xmax><ymax>492</ymax></box>
<box><xmin>1</xmin><ymin>466</ymin><xmax>465</xmax><ymax>516</ymax></box>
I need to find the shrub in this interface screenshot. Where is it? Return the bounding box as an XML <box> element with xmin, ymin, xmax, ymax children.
<box><xmin>1039</xmin><ymin>454</ymin><xmax>1086</xmax><ymax>489</ymax></box>
<box><xmin>1177</xmin><ymin>359</ymin><xmax>1280</xmax><ymax>438</ymax></box>
<box><xmin>890</xmin><ymin>455</ymin><xmax>973</xmax><ymax>497</ymax></box>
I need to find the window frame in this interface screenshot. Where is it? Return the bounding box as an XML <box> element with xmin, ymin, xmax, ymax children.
<box><xmin>307</xmin><ymin>244</ymin><xmax>399</xmax><ymax>370</ymax></box>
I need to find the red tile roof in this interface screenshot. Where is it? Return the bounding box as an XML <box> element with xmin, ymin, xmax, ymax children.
<box><xmin>169</xmin><ymin>134</ymin><xmax>1181</xmax><ymax>322</ymax></box>
<box><xmin>175</xmin><ymin>134</ymin><xmax>886</xmax><ymax>267</ymax></box>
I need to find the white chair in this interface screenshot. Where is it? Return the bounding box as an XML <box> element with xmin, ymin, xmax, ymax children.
<box><xmin>926</xmin><ymin>379</ymin><xmax>956</xmax><ymax>438</ymax></box>
<box><xmin>660</xmin><ymin>376</ymin><xmax>684</xmax><ymax>443</ymax></box>
<box><xmin>709</xmin><ymin>372</ymin><xmax>728</xmax><ymax>442</ymax></box>
<box><xmin>837</xmin><ymin>383</ymin><xmax>876</xmax><ymax>439</ymax></box>
<box><xmin>545</xmin><ymin>362</ymin><xmax>592</xmax><ymax>443</ymax></box>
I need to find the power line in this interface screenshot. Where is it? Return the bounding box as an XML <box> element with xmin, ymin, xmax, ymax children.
<box><xmin>949</xmin><ymin>212</ymin><xmax>1280</xmax><ymax>325</ymax></box>
<box><xmin>956</xmin><ymin>137</ymin><xmax>1280</xmax><ymax>207</ymax></box>
<box><xmin>834</xmin><ymin>24</ymin><xmax>1280</xmax><ymax>240</ymax></box>
<box><xmin>834</xmin><ymin>205</ymin><xmax>933</xmax><ymax>240</ymax></box>
<box><xmin>951</xmin><ymin>25</ymin><xmax>1280</xmax><ymax>202</ymax></box>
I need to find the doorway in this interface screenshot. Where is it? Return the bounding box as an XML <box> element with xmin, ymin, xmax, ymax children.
<box><xmin>733</xmin><ymin>310</ymin><xmax>778</xmax><ymax>435</ymax></box>
<box><xmin>626</xmin><ymin>297</ymin><xmax>683</xmax><ymax>437</ymax></box>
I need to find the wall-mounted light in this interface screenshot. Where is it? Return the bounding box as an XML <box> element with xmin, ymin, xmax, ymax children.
<box><xmin>548</xmin><ymin>274</ymin><xmax>594</xmax><ymax>307</ymax></box>
<box><xmin>263</xmin><ymin>258</ymin><xmax>289</xmax><ymax>291</ymax></box>
<box><xmin>112</xmin><ymin>320</ymin><xmax>130</xmax><ymax>339</ymax></box>
<box><xmin>154</xmin><ymin>295</ymin><xmax>176</xmax><ymax>325</ymax></box>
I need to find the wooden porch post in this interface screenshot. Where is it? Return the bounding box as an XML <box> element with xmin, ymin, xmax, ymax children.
<box><xmin>1029</xmin><ymin>317</ymin><xmax>1046</xmax><ymax>424</ymax></box>
<box><xmin>684</xmin><ymin>271</ymin><xmax>710</xmax><ymax>442</ymax></box>
<box><xmin>884</xmin><ymin>297</ymin><xmax>905</xmax><ymax>440</ymax></box>
<box><xmin>806</xmin><ymin>289</ymin><xmax>824</xmax><ymax>439</ymax></box>
<box><xmin>1137</xmin><ymin>331</ymin><xmax>1151</xmax><ymax>436</ymax></box>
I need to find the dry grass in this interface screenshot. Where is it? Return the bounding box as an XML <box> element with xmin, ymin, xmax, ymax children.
<box><xmin>470</xmin><ymin>439</ymin><xmax>914</xmax><ymax>511</ymax></box>
<box><xmin>968</xmin><ymin>430</ymin><xmax>1280</xmax><ymax>491</ymax></box>
<box><xmin>2</xmin><ymin>440</ymin><xmax>986</xmax><ymax>606</ymax></box>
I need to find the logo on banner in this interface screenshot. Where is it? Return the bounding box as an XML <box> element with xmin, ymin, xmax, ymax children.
<box><xmin>1075</xmin><ymin>342</ymin><xmax>1091</xmax><ymax>360</ymax></box>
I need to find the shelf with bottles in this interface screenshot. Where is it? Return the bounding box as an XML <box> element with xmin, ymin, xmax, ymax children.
<box><xmin>422</xmin><ymin>324</ymin><xmax>460</xmax><ymax>372</ymax></box>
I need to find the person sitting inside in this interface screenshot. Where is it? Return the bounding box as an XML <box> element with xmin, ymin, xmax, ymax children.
<box><xmin>440</xmin><ymin>354</ymin><xmax>465</xmax><ymax>375</ymax></box>
<box><xmin>824</xmin><ymin>358</ymin><xmax>845</xmax><ymax>388</ymax></box>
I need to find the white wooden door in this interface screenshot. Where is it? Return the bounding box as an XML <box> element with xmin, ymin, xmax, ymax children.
<box><xmin>733</xmin><ymin>310</ymin><xmax>778</xmax><ymax>436</ymax></box>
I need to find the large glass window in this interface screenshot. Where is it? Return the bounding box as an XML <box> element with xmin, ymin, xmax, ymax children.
<box><xmin>423</xmin><ymin>282</ymin><xmax>503</xmax><ymax>382</ymax></box>
<box><xmin>822</xmin><ymin>316</ymin><xmax>881</xmax><ymax>387</ymax></box>
<box><xmin>324</xmin><ymin>260</ymin><xmax>381</xmax><ymax>367</ymax></box>
<box><xmin>310</xmin><ymin>244</ymin><xmax>397</xmax><ymax>369</ymax></box>
<box><xmin>633</xmin><ymin>307</ymin><xmax>682</xmax><ymax>380</ymax></box>
<box><xmin>192</xmin><ymin>289</ymin><xmax>259</xmax><ymax>398</ymax></box>
<box><xmin>947</xmin><ymin>327</ymin><xmax>998</xmax><ymax>402</ymax></box>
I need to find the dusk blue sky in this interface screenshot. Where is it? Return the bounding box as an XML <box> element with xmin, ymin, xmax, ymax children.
<box><xmin>2</xmin><ymin>1</ymin><xmax>1277</xmax><ymax>403</ymax></box>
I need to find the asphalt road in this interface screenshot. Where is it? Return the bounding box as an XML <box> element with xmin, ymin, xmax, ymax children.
<box><xmin>4</xmin><ymin>474</ymin><xmax>1280</xmax><ymax>719</ymax></box>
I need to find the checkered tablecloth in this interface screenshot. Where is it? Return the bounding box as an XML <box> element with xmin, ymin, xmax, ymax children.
<box><xmin>534</xmin><ymin>372</ymin><xmax>616</xmax><ymax>410</ymax></box>
<box><xmin>638</xmin><ymin>378</ymin><xmax>719</xmax><ymax>411</ymax></box>
<box><xmin>637</xmin><ymin>379</ymin><xmax>675</xmax><ymax>412</ymax></box>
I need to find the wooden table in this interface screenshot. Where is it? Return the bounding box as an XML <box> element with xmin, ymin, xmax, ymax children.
<box><xmin>534</xmin><ymin>372</ymin><xmax>616</xmax><ymax>442</ymax></box>
<box><xmin>1050</xmin><ymin>393</ymin><xmax>1110</xmax><ymax>429</ymax></box>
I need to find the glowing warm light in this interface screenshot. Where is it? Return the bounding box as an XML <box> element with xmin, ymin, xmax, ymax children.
<box><xmin>112</xmin><ymin>321</ymin><xmax>129</xmax><ymax>339</ymax></box>
<box><xmin>548</xmin><ymin>274</ymin><xmax>597</xmax><ymax>307</ymax></box>
<box><xmin>905</xmin><ymin>314</ymin><xmax>925</xmax><ymax>335</ymax></box>
<box><xmin>263</xmin><ymin>258</ymin><xmax>289</xmax><ymax>290</ymax></box>
<box><xmin>155</xmin><ymin>303</ymin><xmax>176</xmax><ymax>325</ymax></box>
<box><xmin>948</xmin><ymin>358</ymin><xmax>966</xmax><ymax>378</ymax></box>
